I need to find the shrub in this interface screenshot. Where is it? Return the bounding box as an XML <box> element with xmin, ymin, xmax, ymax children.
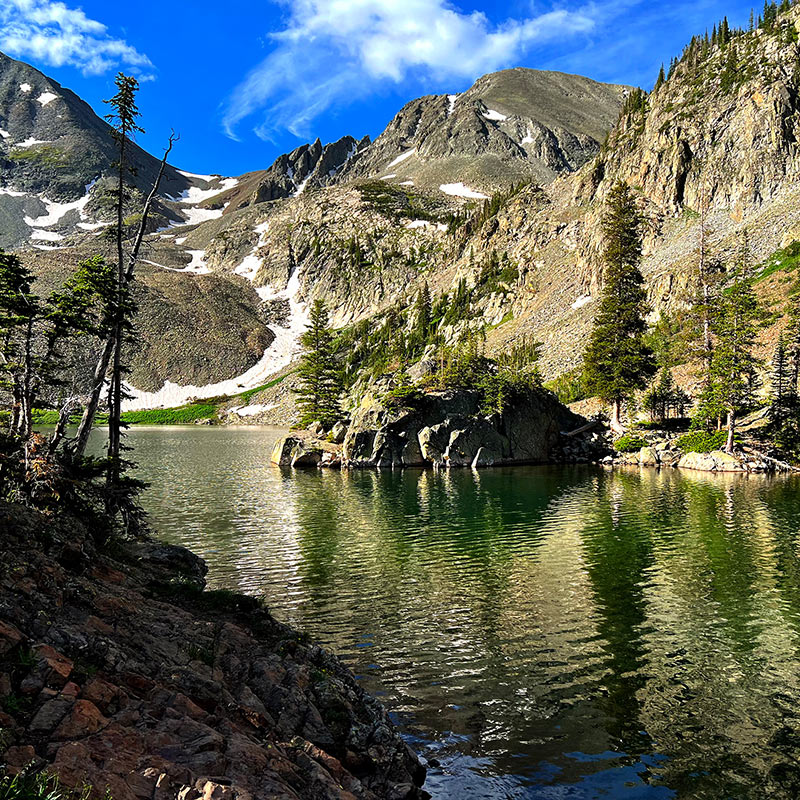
<box><xmin>0</xmin><ymin>768</ymin><xmax>93</xmax><ymax>800</ymax></box>
<box><xmin>675</xmin><ymin>430</ymin><xmax>731</xmax><ymax>452</ymax></box>
<box><xmin>545</xmin><ymin>368</ymin><xmax>588</xmax><ymax>405</ymax></box>
<box><xmin>614</xmin><ymin>434</ymin><xmax>649</xmax><ymax>453</ymax></box>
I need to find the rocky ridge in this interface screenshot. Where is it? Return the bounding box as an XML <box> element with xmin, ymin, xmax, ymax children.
<box><xmin>0</xmin><ymin>503</ymin><xmax>427</xmax><ymax>799</ymax></box>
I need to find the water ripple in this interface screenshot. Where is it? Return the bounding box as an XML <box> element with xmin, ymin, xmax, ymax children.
<box><xmin>114</xmin><ymin>427</ymin><xmax>800</xmax><ymax>800</ymax></box>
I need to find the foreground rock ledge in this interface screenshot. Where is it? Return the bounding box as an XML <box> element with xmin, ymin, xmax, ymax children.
<box><xmin>0</xmin><ymin>504</ymin><xmax>427</xmax><ymax>800</ymax></box>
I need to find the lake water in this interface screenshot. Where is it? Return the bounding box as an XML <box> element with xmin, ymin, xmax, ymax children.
<box><xmin>122</xmin><ymin>425</ymin><xmax>800</xmax><ymax>799</ymax></box>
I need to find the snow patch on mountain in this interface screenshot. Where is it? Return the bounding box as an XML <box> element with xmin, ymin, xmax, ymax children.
<box><xmin>447</xmin><ymin>94</ymin><xmax>459</xmax><ymax>116</ymax></box>
<box><xmin>177</xmin><ymin>169</ymin><xmax>220</xmax><ymax>182</ymax></box>
<box><xmin>0</xmin><ymin>129</ymin><xmax>10</xmax><ymax>139</ymax></box>
<box><xmin>15</xmin><ymin>137</ymin><xmax>51</xmax><ymax>148</ymax></box>
<box><xmin>230</xmin><ymin>403</ymin><xmax>277</xmax><ymax>417</ymax></box>
<box><xmin>36</xmin><ymin>92</ymin><xmax>58</xmax><ymax>106</ymax></box>
<box><xmin>406</xmin><ymin>219</ymin><xmax>447</xmax><ymax>232</ymax></box>
<box><xmin>439</xmin><ymin>182</ymin><xmax>489</xmax><ymax>199</ymax></box>
<box><xmin>483</xmin><ymin>108</ymin><xmax>508</xmax><ymax>121</ymax></box>
<box><xmin>388</xmin><ymin>150</ymin><xmax>414</xmax><ymax>168</ymax></box>
<box><xmin>571</xmin><ymin>294</ymin><xmax>593</xmax><ymax>310</ymax></box>
<box><xmin>30</xmin><ymin>229</ymin><xmax>63</xmax><ymax>242</ymax></box>
<box><xmin>235</xmin><ymin>221</ymin><xmax>270</xmax><ymax>281</ymax></box>
<box><xmin>19</xmin><ymin>83</ymin><xmax>31</xmax><ymax>93</ymax></box>
<box><xmin>123</xmin><ymin>266</ymin><xmax>308</xmax><ymax>411</ymax></box>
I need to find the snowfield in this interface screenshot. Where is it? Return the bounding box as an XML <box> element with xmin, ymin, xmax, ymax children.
<box><xmin>483</xmin><ymin>108</ymin><xmax>508</xmax><ymax>121</ymax></box>
<box><xmin>123</xmin><ymin>267</ymin><xmax>309</xmax><ymax>411</ymax></box>
<box><xmin>439</xmin><ymin>182</ymin><xmax>489</xmax><ymax>200</ymax></box>
<box><xmin>406</xmin><ymin>219</ymin><xmax>447</xmax><ymax>232</ymax></box>
<box><xmin>234</xmin><ymin>221</ymin><xmax>271</xmax><ymax>282</ymax></box>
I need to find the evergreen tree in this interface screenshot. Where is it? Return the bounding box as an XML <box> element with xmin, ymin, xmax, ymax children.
<box><xmin>408</xmin><ymin>282</ymin><xmax>432</xmax><ymax>357</ymax></box>
<box><xmin>104</xmin><ymin>73</ymin><xmax>144</xmax><ymax>493</ymax></box>
<box><xmin>768</xmin><ymin>333</ymin><xmax>800</xmax><ymax>450</ymax></box>
<box><xmin>296</xmin><ymin>299</ymin><xmax>342</xmax><ymax>428</ymax></box>
<box><xmin>0</xmin><ymin>251</ymin><xmax>38</xmax><ymax>437</ymax></box>
<box><xmin>708</xmin><ymin>236</ymin><xmax>761</xmax><ymax>452</ymax></box>
<box><xmin>583</xmin><ymin>181</ymin><xmax>656</xmax><ymax>432</ymax></box>
<box><xmin>654</xmin><ymin>64</ymin><xmax>666</xmax><ymax>91</ymax></box>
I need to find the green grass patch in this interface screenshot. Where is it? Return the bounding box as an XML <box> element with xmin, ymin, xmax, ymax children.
<box><xmin>236</xmin><ymin>373</ymin><xmax>290</xmax><ymax>404</ymax></box>
<box><xmin>753</xmin><ymin>240</ymin><xmax>800</xmax><ymax>284</ymax></box>
<box><xmin>120</xmin><ymin>402</ymin><xmax>219</xmax><ymax>425</ymax></box>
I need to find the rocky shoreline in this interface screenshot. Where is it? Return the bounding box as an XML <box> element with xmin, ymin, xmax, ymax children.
<box><xmin>0</xmin><ymin>505</ymin><xmax>427</xmax><ymax>800</ymax></box>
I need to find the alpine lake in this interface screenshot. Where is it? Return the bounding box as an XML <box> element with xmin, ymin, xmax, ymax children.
<box><xmin>114</xmin><ymin>425</ymin><xmax>800</xmax><ymax>799</ymax></box>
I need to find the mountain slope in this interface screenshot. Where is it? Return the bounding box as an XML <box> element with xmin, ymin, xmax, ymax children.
<box><xmin>338</xmin><ymin>69</ymin><xmax>630</xmax><ymax>194</ymax></box>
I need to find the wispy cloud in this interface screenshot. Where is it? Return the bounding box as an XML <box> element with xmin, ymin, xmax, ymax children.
<box><xmin>0</xmin><ymin>0</ymin><xmax>153</xmax><ymax>77</ymax></box>
<box><xmin>223</xmin><ymin>0</ymin><xmax>597</xmax><ymax>140</ymax></box>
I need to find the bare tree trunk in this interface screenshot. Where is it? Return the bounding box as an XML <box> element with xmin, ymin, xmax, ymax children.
<box><xmin>107</xmin><ymin>125</ymin><xmax>127</xmax><ymax>487</ymax></box>
<box><xmin>49</xmin><ymin>397</ymin><xmax>82</xmax><ymax>455</ymax></box>
<box><xmin>725</xmin><ymin>409</ymin><xmax>736</xmax><ymax>453</ymax></box>
<box><xmin>70</xmin><ymin>135</ymin><xmax>176</xmax><ymax>460</ymax></box>
<box><xmin>611</xmin><ymin>398</ymin><xmax>624</xmax><ymax>434</ymax></box>
<box><xmin>19</xmin><ymin>317</ymin><xmax>34</xmax><ymax>439</ymax></box>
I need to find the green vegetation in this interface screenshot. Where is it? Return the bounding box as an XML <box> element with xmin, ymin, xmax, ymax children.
<box><xmin>614</xmin><ymin>434</ymin><xmax>649</xmax><ymax>453</ymax></box>
<box><xmin>7</xmin><ymin>145</ymin><xmax>71</xmax><ymax>167</ymax></box>
<box><xmin>545</xmin><ymin>368</ymin><xmax>589</xmax><ymax>405</ymax></box>
<box><xmin>120</xmin><ymin>403</ymin><xmax>219</xmax><ymax>425</ymax></box>
<box><xmin>583</xmin><ymin>181</ymin><xmax>655</xmax><ymax>431</ymax></box>
<box><xmin>296</xmin><ymin>299</ymin><xmax>343</xmax><ymax>428</ymax></box>
<box><xmin>693</xmin><ymin>235</ymin><xmax>761</xmax><ymax>451</ymax></box>
<box><xmin>0</xmin><ymin>769</ymin><xmax>94</xmax><ymax>800</ymax></box>
<box><xmin>675</xmin><ymin>430</ymin><xmax>732</xmax><ymax>453</ymax></box>
<box><xmin>753</xmin><ymin>240</ymin><xmax>800</xmax><ymax>284</ymax></box>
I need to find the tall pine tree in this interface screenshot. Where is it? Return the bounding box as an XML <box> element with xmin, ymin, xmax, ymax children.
<box><xmin>583</xmin><ymin>181</ymin><xmax>655</xmax><ymax>432</ymax></box>
<box><xmin>297</xmin><ymin>299</ymin><xmax>342</xmax><ymax>428</ymax></box>
<box><xmin>708</xmin><ymin>235</ymin><xmax>761</xmax><ymax>452</ymax></box>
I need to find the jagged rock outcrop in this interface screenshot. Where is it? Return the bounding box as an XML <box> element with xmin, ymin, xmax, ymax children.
<box><xmin>243</xmin><ymin>136</ymin><xmax>370</xmax><ymax>205</ymax></box>
<box><xmin>0</xmin><ymin>503</ymin><xmax>427</xmax><ymax>799</ymax></box>
<box><xmin>340</xmin><ymin>387</ymin><xmax>584</xmax><ymax>468</ymax></box>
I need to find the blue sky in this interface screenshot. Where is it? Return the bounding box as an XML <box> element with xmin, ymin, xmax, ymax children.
<box><xmin>0</xmin><ymin>0</ymin><xmax>759</xmax><ymax>177</ymax></box>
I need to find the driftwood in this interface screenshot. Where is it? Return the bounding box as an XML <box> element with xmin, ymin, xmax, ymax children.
<box><xmin>562</xmin><ymin>417</ymin><xmax>601</xmax><ymax>438</ymax></box>
<box><xmin>741</xmin><ymin>445</ymin><xmax>800</xmax><ymax>472</ymax></box>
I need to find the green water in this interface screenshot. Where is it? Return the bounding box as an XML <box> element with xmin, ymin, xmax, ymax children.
<box><xmin>121</xmin><ymin>425</ymin><xmax>800</xmax><ymax>799</ymax></box>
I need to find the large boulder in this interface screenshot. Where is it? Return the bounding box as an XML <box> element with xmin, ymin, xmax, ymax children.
<box><xmin>270</xmin><ymin>435</ymin><xmax>323</xmax><ymax>468</ymax></box>
<box><xmin>444</xmin><ymin>421</ymin><xmax>510</xmax><ymax>467</ymax></box>
<box><xmin>678</xmin><ymin>450</ymin><xmax>747</xmax><ymax>472</ymax></box>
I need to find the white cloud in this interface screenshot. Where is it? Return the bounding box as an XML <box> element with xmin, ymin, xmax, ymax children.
<box><xmin>223</xmin><ymin>0</ymin><xmax>596</xmax><ymax>139</ymax></box>
<box><xmin>0</xmin><ymin>0</ymin><xmax>153</xmax><ymax>77</ymax></box>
